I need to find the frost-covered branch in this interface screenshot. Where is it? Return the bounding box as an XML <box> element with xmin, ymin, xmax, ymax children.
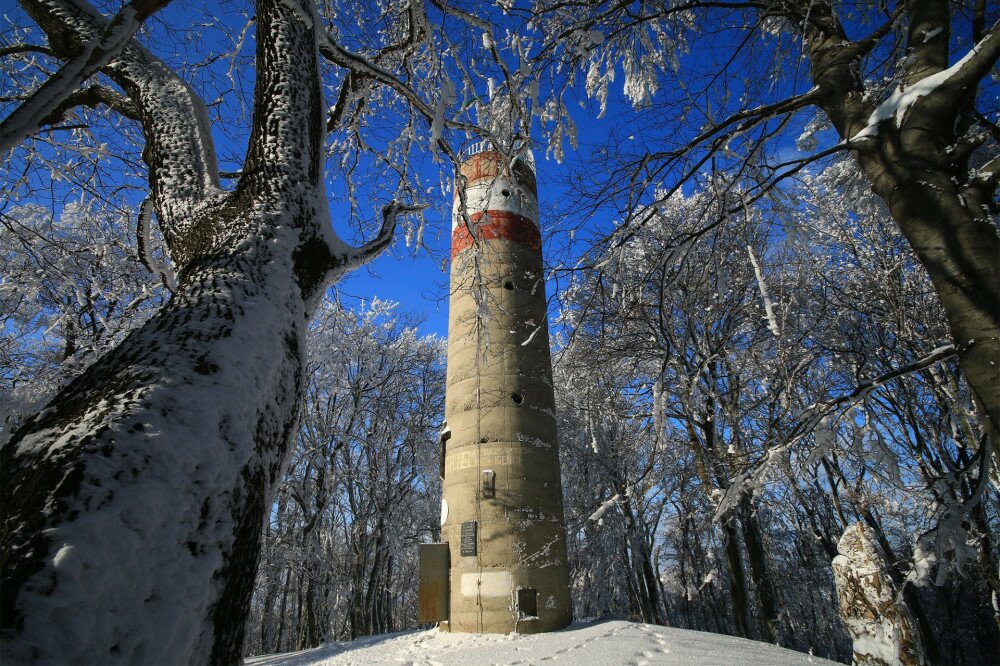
<box><xmin>906</xmin><ymin>439</ymin><xmax>992</xmax><ymax>586</ymax></box>
<box><xmin>0</xmin><ymin>0</ymin><xmax>172</xmax><ymax>152</ymax></box>
<box><xmin>35</xmin><ymin>84</ymin><xmax>141</xmax><ymax>127</ymax></box>
<box><xmin>427</xmin><ymin>0</ymin><xmax>489</xmax><ymax>31</ymax></box>
<box><xmin>856</xmin><ymin>24</ymin><xmax>1000</xmax><ymax>138</ymax></box>
<box><xmin>329</xmin><ymin>201</ymin><xmax>426</xmax><ymax>281</ymax></box>
<box><xmin>318</xmin><ymin>33</ymin><xmax>481</xmax><ymax>138</ymax></box>
<box><xmin>747</xmin><ymin>245</ymin><xmax>780</xmax><ymax>338</ymax></box>
<box><xmin>0</xmin><ymin>43</ymin><xmax>53</xmax><ymax>57</ymax></box>
<box><xmin>672</xmin><ymin>87</ymin><xmax>824</xmax><ymax>159</ymax></box>
<box><xmin>19</xmin><ymin>0</ymin><xmax>221</xmax><ymax>260</ymax></box>
<box><xmin>534</xmin><ymin>0</ymin><xmax>765</xmax><ymax>60</ymax></box>
<box><xmin>574</xmin><ymin>88</ymin><xmax>829</xmax><ymax>257</ymax></box>
<box><xmin>325</xmin><ymin>4</ymin><xmax>427</xmax><ymax>132</ymax></box>
<box><xmin>796</xmin><ymin>345</ymin><xmax>957</xmax><ymax>433</ymax></box>
<box><xmin>974</xmin><ymin>153</ymin><xmax>1000</xmax><ymax>191</ymax></box>
<box><xmin>588</xmin><ymin>493</ymin><xmax>621</xmax><ymax>522</ymax></box>
<box><xmin>715</xmin><ymin>343</ymin><xmax>958</xmax><ymax>518</ymax></box>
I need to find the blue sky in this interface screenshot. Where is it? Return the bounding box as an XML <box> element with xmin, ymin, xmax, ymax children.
<box><xmin>2</xmin><ymin>0</ymin><xmax>821</xmax><ymax>345</ymax></box>
<box><xmin>335</xmin><ymin>237</ymin><xmax>452</xmax><ymax>337</ymax></box>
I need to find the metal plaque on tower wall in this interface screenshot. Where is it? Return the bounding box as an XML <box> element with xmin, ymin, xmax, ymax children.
<box><xmin>460</xmin><ymin>520</ymin><xmax>477</xmax><ymax>556</ymax></box>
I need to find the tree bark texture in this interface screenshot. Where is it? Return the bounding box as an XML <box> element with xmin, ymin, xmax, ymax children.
<box><xmin>1</xmin><ymin>230</ymin><xmax>307</xmax><ymax>662</ymax></box>
<box><xmin>832</xmin><ymin>522</ymin><xmax>926</xmax><ymax>666</ymax></box>
<box><xmin>0</xmin><ymin>0</ymin><xmax>395</xmax><ymax>662</ymax></box>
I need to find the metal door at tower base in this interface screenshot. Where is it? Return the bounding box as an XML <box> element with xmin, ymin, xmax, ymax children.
<box><xmin>418</xmin><ymin>543</ymin><xmax>450</xmax><ymax>623</ymax></box>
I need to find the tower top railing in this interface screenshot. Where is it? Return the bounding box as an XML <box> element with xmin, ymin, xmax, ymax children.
<box><xmin>458</xmin><ymin>138</ymin><xmax>536</xmax><ymax>171</ymax></box>
<box><xmin>458</xmin><ymin>139</ymin><xmax>494</xmax><ymax>160</ymax></box>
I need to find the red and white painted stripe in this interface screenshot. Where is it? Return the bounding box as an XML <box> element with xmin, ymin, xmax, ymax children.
<box><xmin>452</xmin><ymin>150</ymin><xmax>540</xmax><ymax>258</ymax></box>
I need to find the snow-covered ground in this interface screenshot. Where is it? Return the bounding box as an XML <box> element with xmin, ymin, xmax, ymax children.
<box><xmin>246</xmin><ymin>619</ymin><xmax>841</xmax><ymax>665</ymax></box>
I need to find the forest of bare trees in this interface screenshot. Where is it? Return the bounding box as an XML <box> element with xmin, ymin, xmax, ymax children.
<box><xmin>244</xmin><ymin>300</ymin><xmax>444</xmax><ymax>654</ymax></box>
<box><xmin>551</xmin><ymin>159</ymin><xmax>998</xmax><ymax>663</ymax></box>
<box><xmin>2</xmin><ymin>0</ymin><xmax>997</xmax><ymax>663</ymax></box>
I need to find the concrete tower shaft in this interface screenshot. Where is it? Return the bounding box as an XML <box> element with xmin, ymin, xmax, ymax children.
<box><xmin>440</xmin><ymin>146</ymin><xmax>572</xmax><ymax>634</ymax></box>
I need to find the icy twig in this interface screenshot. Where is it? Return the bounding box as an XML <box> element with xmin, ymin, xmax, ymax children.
<box><xmin>747</xmin><ymin>245</ymin><xmax>780</xmax><ymax>338</ymax></box>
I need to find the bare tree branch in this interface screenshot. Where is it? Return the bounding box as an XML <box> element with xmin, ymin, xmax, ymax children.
<box><xmin>36</xmin><ymin>83</ymin><xmax>141</xmax><ymax>126</ymax></box>
<box><xmin>0</xmin><ymin>0</ymin><xmax>172</xmax><ymax>152</ymax></box>
<box><xmin>716</xmin><ymin>343</ymin><xmax>959</xmax><ymax>518</ymax></box>
<box><xmin>331</xmin><ymin>200</ymin><xmax>426</xmax><ymax>281</ymax></box>
<box><xmin>18</xmin><ymin>0</ymin><xmax>221</xmax><ymax>263</ymax></box>
<box><xmin>0</xmin><ymin>44</ymin><xmax>53</xmax><ymax>57</ymax></box>
<box><xmin>318</xmin><ymin>33</ymin><xmax>481</xmax><ymax>137</ymax></box>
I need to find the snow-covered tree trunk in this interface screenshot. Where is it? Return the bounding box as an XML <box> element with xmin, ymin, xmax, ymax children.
<box><xmin>832</xmin><ymin>523</ymin><xmax>926</xmax><ymax>666</ymax></box>
<box><xmin>2</xmin><ymin>238</ymin><xmax>308</xmax><ymax>663</ymax></box>
<box><xmin>0</xmin><ymin>0</ymin><xmax>400</xmax><ymax>662</ymax></box>
<box><xmin>798</xmin><ymin>0</ymin><xmax>1000</xmax><ymax>465</ymax></box>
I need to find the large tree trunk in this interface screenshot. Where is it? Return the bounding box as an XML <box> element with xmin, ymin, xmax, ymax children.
<box><xmin>799</xmin><ymin>0</ymin><xmax>1000</xmax><ymax>464</ymax></box>
<box><xmin>298</xmin><ymin>577</ymin><xmax>319</xmax><ymax>650</ymax></box>
<box><xmin>857</xmin><ymin>150</ymin><xmax>1000</xmax><ymax>459</ymax></box>
<box><xmin>721</xmin><ymin>516</ymin><xmax>751</xmax><ymax>638</ymax></box>
<box><xmin>1</xmin><ymin>220</ymin><xmax>308</xmax><ymax>663</ymax></box>
<box><xmin>0</xmin><ymin>0</ymin><xmax>400</xmax><ymax>661</ymax></box>
<box><xmin>740</xmin><ymin>503</ymin><xmax>780</xmax><ymax>644</ymax></box>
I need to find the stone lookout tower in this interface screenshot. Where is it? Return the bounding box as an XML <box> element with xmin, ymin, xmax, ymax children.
<box><xmin>418</xmin><ymin>141</ymin><xmax>572</xmax><ymax>634</ymax></box>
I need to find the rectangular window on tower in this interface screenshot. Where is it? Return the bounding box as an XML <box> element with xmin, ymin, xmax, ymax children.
<box><xmin>439</xmin><ymin>425</ymin><xmax>450</xmax><ymax>480</ymax></box>
<box><xmin>482</xmin><ymin>469</ymin><xmax>496</xmax><ymax>498</ymax></box>
<box><xmin>517</xmin><ymin>588</ymin><xmax>538</xmax><ymax>618</ymax></box>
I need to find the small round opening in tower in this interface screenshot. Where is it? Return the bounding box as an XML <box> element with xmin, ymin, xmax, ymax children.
<box><xmin>503</xmin><ymin>281</ymin><xmax>514</xmax><ymax>290</ymax></box>
<box><xmin>511</xmin><ymin>392</ymin><xmax>524</xmax><ymax>405</ymax></box>
<box><xmin>501</xmin><ymin>188</ymin><xmax>511</xmax><ymax>197</ymax></box>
